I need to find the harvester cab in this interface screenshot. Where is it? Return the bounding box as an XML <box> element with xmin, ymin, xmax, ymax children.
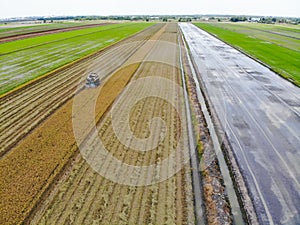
<box><xmin>86</xmin><ymin>72</ymin><xmax>100</xmax><ymax>88</ymax></box>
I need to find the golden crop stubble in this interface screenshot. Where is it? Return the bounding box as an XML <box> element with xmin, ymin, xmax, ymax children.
<box><xmin>0</xmin><ymin>62</ymin><xmax>141</xmax><ymax>225</ymax></box>
<box><xmin>0</xmin><ymin>24</ymin><xmax>167</xmax><ymax>225</ymax></box>
<box><xmin>29</xmin><ymin>23</ymin><xmax>194</xmax><ymax>225</ymax></box>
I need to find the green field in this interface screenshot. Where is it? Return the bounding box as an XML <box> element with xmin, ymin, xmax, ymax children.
<box><xmin>194</xmin><ymin>22</ymin><xmax>300</xmax><ymax>86</ymax></box>
<box><xmin>0</xmin><ymin>22</ymin><xmax>92</xmax><ymax>38</ymax></box>
<box><xmin>0</xmin><ymin>22</ymin><xmax>153</xmax><ymax>95</ymax></box>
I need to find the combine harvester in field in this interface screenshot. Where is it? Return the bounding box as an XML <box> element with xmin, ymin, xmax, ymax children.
<box><xmin>86</xmin><ymin>72</ymin><xmax>100</xmax><ymax>88</ymax></box>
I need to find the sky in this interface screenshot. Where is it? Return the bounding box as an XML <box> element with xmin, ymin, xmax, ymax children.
<box><xmin>1</xmin><ymin>0</ymin><xmax>299</xmax><ymax>19</ymax></box>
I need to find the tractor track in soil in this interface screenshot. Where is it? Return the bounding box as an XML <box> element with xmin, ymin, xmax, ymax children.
<box><xmin>0</xmin><ymin>24</ymin><xmax>163</xmax><ymax>157</ymax></box>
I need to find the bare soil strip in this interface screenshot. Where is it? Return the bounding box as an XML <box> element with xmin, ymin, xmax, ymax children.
<box><xmin>28</xmin><ymin>23</ymin><xmax>195</xmax><ymax>225</ymax></box>
<box><xmin>0</xmin><ymin>23</ymin><xmax>113</xmax><ymax>43</ymax></box>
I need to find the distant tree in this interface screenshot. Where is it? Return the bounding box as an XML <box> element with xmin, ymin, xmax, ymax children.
<box><xmin>230</xmin><ymin>16</ymin><xmax>247</xmax><ymax>22</ymax></box>
<box><xmin>178</xmin><ymin>17</ymin><xmax>192</xmax><ymax>22</ymax></box>
<box><xmin>259</xmin><ymin>17</ymin><xmax>275</xmax><ymax>24</ymax></box>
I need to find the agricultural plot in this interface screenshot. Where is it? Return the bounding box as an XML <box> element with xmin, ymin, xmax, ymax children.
<box><xmin>0</xmin><ymin>19</ymin><xmax>254</xmax><ymax>225</ymax></box>
<box><xmin>30</xmin><ymin>24</ymin><xmax>195</xmax><ymax>224</ymax></box>
<box><xmin>0</xmin><ymin>23</ymin><xmax>114</xmax><ymax>43</ymax></box>
<box><xmin>194</xmin><ymin>22</ymin><xmax>300</xmax><ymax>86</ymax></box>
<box><xmin>0</xmin><ymin>24</ymin><xmax>164</xmax><ymax>224</ymax></box>
<box><xmin>0</xmin><ymin>22</ymin><xmax>153</xmax><ymax>95</ymax></box>
<box><xmin>230</xmin><ymin>22</ymin><xmax>300</xmax><ymax>40</ymax></box>
<box><xmin>0</xmin><ymin>23</ymin><xmax>196</xmax><ymax>225</ymax></box>
<box><xmin>206</xmin><ymin>22</ymin><xmax>300</xmax><ymax>50</ymax></box>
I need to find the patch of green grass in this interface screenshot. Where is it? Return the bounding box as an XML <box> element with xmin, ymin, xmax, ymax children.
<box><xmin>194</xmin><ymin>22</ymin><xmax>300</xmax><ymax>86</ymax></box>
<box><xmin>0</xmin><ymin>23</ymin><xmax>154</xmax><ymax>95</ymax></box>
<box><xmin>206</xmin><ymin>22</ymin><xmax>300</xmax><ymax>51</ymax></box>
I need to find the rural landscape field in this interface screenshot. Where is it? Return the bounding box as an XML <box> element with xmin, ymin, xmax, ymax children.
<box><xmin>0</xmin><ymin>1</ymin><xmax>300</xmax><ymax>225</ymax></box>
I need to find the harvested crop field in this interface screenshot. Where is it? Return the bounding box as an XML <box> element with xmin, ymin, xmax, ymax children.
<box><xmin>0</xmin><ymin>23</ymin><xmax>162</xmax><ymax>224</ymax></box>
<box><xmin>31</xmin><ymin>23</ymin><xmax>194</xmax><ymax>225</ymax></box>
<box><xmin>0</xmin><ymin>23</ymin><xmax>196</xmax><ymax>225</ymax></box>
